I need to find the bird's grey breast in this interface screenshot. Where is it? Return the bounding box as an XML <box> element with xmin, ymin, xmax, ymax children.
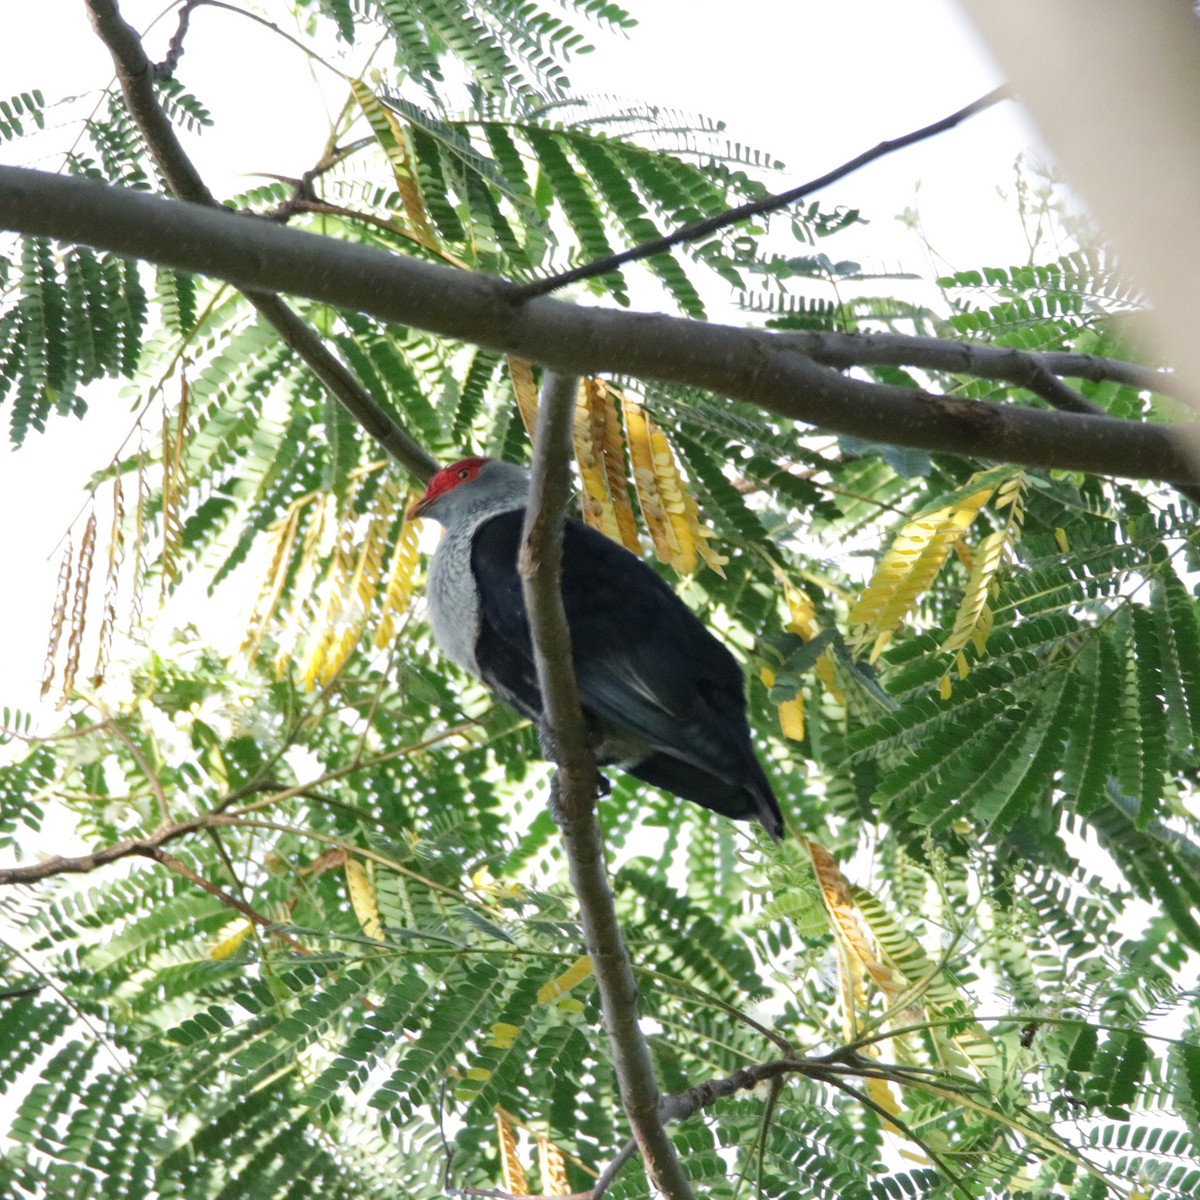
<box><xmin>426</xmin><ymin>522</ymin><xmax>482</xmax><ymax>675</ymax></box>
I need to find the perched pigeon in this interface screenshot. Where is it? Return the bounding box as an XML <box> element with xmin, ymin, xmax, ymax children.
<box><xmin>409</xmin><ymin>456</ymin><xmax>784</xmax><ymax>839</ymax></box>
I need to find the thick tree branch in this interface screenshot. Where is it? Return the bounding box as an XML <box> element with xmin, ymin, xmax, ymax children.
<box><xmin>511</xmin><ymin>86</ymin><xmax>1011</xmax><ymax>300</ymax></box>
<box><xmin>1</xmin><ymin>166</ymin><xmax>1195</xmax><ymax>484</ymax></box>
<box><xmin>84</xmin><ymin>0</ymin><xmax>437</xmax><ymax>483</ymax></box>
<box><xmin>517</xmin><ymin>373</ymin><xmax>694</xmax><ymax>1200</ymax></box>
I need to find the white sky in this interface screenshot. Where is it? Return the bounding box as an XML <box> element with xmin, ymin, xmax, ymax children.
<box><xmin>0</xmin><ymin>0</ymin><xmax>1047</xmax><ymax>720</ymax></box>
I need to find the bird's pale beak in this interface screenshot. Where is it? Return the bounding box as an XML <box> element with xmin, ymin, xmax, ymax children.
<box><xmin>406</xmin><ymin>495</ymin><xmax>433</xmax><ymax>521</ymax></box>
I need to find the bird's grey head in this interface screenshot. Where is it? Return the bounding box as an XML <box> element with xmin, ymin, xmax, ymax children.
<box><xmin>407</xmin><ymin>456</ymin><xmax>530</xmax><ymax>526</ymax></box>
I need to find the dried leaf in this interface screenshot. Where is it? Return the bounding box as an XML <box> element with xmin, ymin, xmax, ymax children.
<box><xmin>848</xmin><ymin>484</ymin><xmax>997</xmax><ymax>662</ymax></box>
<box><xmin>374</xmin><ymin>502</ymin><xmax>422</xmax><ymax>649</ymax></box>
<box><xmin>349</xmin><ymin>78</ymin><xmax>440</xmax><ymax>250</ymax></box>
<box><xmin>573</xmin><ymin>378</ymin><xmax>641</xmax><ymax>552</ymax></box>
<box><xmin>782</xmin><ymin>577</ymin><xmax>844</xmax><ymax>704</ymax></box>
<box><xmin>344</xmin><ymin>858</ymin><xmax>384</xmax><ymax>942</ymax></box>
<box><xmin>537</xmin><ymin>1134</ymin><xmax>571</xmax><ymax>1196</ymax></box>
<box><xmin>591</xmin><ymin>380</ymin><xmax>641</xmax><ymax>552</ymax></box>
<box><xmin>679</xmin><ymin>477</ymin><xmax>727</xmax><ymax>576</ymax></box>
<box><xmin>130</xmin><ymin>440</ymin><xmax>151</xmax><ymax>631</ymax></box>
<box><xmin>210</xmin><ymin>919</ymin><xmax>254</xmax><ymax>961</ymax></box>
<box><xmin>160</xmin><ymin>381</ymin><xmax>189</xmax><ymax>593</ymax></box>
<box><xmin>508</xmin><ymin>357</ymin><xmax>539</xmax><ymax>439</ymax></box>
<box><xmin>300</xmin><ymin>848</ymin><xmax>348</xmax><ymax>877</ymax></box>
<box><xmin>806</xmin><ymin>838</ymin><xmax>905</xmax><ymax>1034</ymax></box>
<box><xmin>317</xmin><ymin>480</ymin><xmax>396</xmax><ymax>682</ymax></box>
<box><xmin>941</xmin><ymin>473</ymin><xmax>1025</xmax><ymax>673</ymax></box>
<box><xmin>623</xmin><ymin>396</ymin><xmax>723</xmax><ymax>575</ymax></box>
<box><xmin>488</xmin><ymin>1022</ymin><xmax>520</xmax><ymax>1049</ymax></box>
<box><xmin>864</xmin><ymin>1075</ymin><xmax>904</xmax><ymax>1136</ymax></box>
<box><xmin>302</xmin><ymin>499</ymin><xmax>359</xmax><ymax>691</ymax></box>
<box><xmin>274</xmin><ymin>491</ymin><xmax>332</xmax><ymax>680</ymax></box>
<box><xmin>496</xmin><ymin>1110</ymin><xmax>530</xmax><ymax>1197</ymax></box>
<box><xmin>243</xmin><ymin>501</ymin><xmax>304</xmax><ymax>661</ymax></box>
<box><xmin>760</xmin><ymin>667</ymin><xmax>805</xmax><ymax>740</ymax></box>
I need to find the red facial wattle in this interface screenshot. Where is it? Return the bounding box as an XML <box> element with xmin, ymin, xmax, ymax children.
<box><xmin>407</xmin><ymin>456</ymin><xmax>490</xmax><ymax>518</ymax></box>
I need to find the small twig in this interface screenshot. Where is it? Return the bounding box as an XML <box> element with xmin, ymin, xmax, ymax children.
<box><xmin>518</xmin><ymin>371</ymin><xmax>695</xmax><ymax>1200</ymax></box>
<box><xmin>106</xmin><ymin>718</ymin><xmax>171</xmax><ymax>827</ymax></box>
<box><xmin>437</xmin><ymin>1078</ymin><xmax>455</xmax><ymax>1194</ymax></box>
<box><xmin>154</xmin><ymin>0</ymin><xmax>200</xmax><ymax>76</ymax></box>
<box><xmin>635</xmin><ymin>964</ymin><xmax>793</xmax><ymax>1054</ymax></box>
<box><xmin>170</xmin><ymin>0</ymin><xmax>345</xmax><ymax>80</ymax></box>
<box><xmin>510</xmin><ymin>87</ymin><xmax>1011</xmax><ymax>300</ymax></box>
<box><xmin>212</xmin><ymin>814</ymin><xmax>465</xmax><ymax>901</ymax></box>
<box><xmin>278</xmin><ymin>197</ymin><xmax>472</xmax><ymax>268</ymax></box>
<box><xmin>0</xmin><ymin>718</ymin><xmax>114</xmax><ymax>745</ymax></box>
<box><xmin>773</xmin><ymin>329</ymin><xmax>1189</xmax><ymax>404</ymax></box>
<box><xmin>0</xmin><ymin>727</ymin><xmax>477</xmax><ymax>892</ymax></box>
<box><xmin>776</xmin><ymin>329</ymin><xmax>1200</xmax><ymax>505</ymax></box>
<box><xmin>0</xmin><ymin>940</ymin><xmax>138</xmax><ymax>1080</ymax></box>
<box><xmin>220</xmin><ymin>723</ymin><xmax>477</xmax><ymax>815</ymax></box>
<box><xmin>0</xmin><ymin>983</ymin><xmax>43</xmax><ymax>1001</ymax></box>
<box><xmin>815</xmin><ymin>1072</ymin><xmax>974</xmax><ymax>1200</ymax></box>
<box><xmin>205</xmin><ymin>825</ymin><xmax>252</xmax><ymax>908</ymax></box>
<box><xmin>658</xmin><ymin>1058</ymin><xmax>802</xmax><ymax>1122</ymax></box>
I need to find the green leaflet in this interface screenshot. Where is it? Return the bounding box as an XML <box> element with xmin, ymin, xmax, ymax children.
<box><xmin>850</xmin><ymin>884</ymin><xmax>999</xmax><ymax>1082</ymax></box>
<box><xmin>1060</xmin><ymin>634</ymin><xmax>1122</xmax><ymax>818</ymax></box>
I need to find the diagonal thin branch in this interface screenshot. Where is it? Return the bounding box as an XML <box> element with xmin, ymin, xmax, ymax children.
<box><xmin>138</xmin><ymin>845</ymin><xmax>309</xmax><ymax>953</ymax></box>
<box><xmin>590</xmin><ymin>1137</ymin><xmax>639</xmax><ymax>1199</ymax></box>
<box><xmin>816</xmin><ymin>1073</ymin><xmax>973</xmax><ymax>1199</ymax></box>
<box><xmin>773</xmin><ymin>329</ymin><xmax>1188</xmax><ymax>406</ymax></box>
<box><xmin>510</xmin><ymin>86</ymin><xmax>1010</xmax><ymax>300</ymax></box>
<box><xmin>105</xmin><ymin>717</ymin><xmax>171</xmax><ymax>827</ymax></box>
<box><xmin>517</xmin><ymin>372</ymin><xmax>695</xmax><ymax>1200</ymax></box>
<box><xmin>84</xmin><ymin>0</ymin><xmax>437</xmax><ymax>484</ymax></box>
<box><xmin>2</xmin><ymin>164</ymin><xmax>1196</xmax><ymax>483</ymax></box>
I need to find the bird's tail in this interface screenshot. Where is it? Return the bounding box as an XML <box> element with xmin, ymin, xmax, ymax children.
<box><xmin>746</xmin><ymin>757</ymin><xmax>785</xmax><ymax>842</ymax></box>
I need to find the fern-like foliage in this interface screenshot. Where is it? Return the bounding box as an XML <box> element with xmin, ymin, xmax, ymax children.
<box><xmin>2</xmin><ymin>2</ymin><xmax>1200</xmax><ymax>1198</ymax></box>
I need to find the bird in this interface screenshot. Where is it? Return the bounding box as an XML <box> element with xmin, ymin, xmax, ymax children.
<box><xmin>407</xmin><ymin>456</ymin><xmax>785</xmax><ymax>841</ymax></box>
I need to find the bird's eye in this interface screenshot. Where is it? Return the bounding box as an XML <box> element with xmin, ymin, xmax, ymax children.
<box><xmin>457</xmin><ymin>468</ymin><xmax>471</xmax><ymax>480</ymax></box>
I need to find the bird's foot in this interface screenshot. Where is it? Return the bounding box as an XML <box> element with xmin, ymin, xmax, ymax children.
<box><xmin>548</xmin><ymin>770</ymin><xmax>610</xmax><ymax>827</ymax></box>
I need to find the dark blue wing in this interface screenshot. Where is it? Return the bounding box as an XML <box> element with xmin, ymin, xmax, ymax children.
<box><xmin>469</xmin><ymin>510</ymin><xmax>783</xmax><ymax>837</ymax></box>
